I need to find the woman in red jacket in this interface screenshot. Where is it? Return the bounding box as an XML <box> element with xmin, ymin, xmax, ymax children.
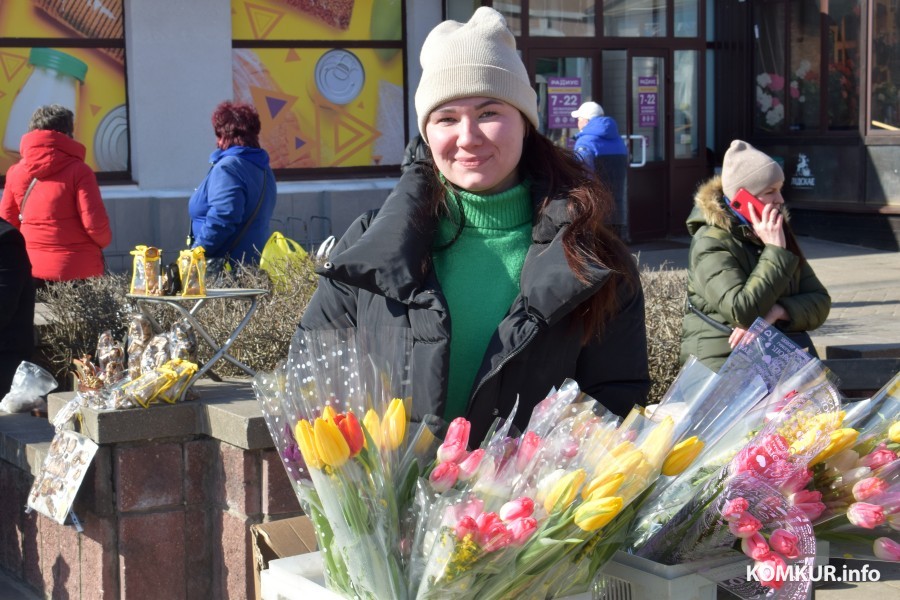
<box><xmin>0</xmin><ymin>104</ymin><xmax>112</xmax><ymax>284</ymax></box>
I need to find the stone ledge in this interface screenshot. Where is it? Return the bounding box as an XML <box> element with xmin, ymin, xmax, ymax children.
<box><xmin>0</xmin><ymin>412</ymin><xmax>54</xmax><ymax>475</ymax></box>
<box><xmin>822</xmin><ymin>358</ymin><xmax>900</xmax><ymax>395</ymax></box>
<box><xmin>44</xmin><ymin>377</ymin><xmax>271</xmax><ymax>450</ymax></box>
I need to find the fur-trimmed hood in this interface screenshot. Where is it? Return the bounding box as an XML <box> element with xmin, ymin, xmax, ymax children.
<box><xmin>685</xmin><ymin>175</ymin><xmax>790</xmax><ymax>240</ymax></box>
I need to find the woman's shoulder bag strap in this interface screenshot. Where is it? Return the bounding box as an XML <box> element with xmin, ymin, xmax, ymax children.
<box><xmin>18</xmin><ymin>178</ymin><xmax>38</xmax><ymax>223</ymax></box>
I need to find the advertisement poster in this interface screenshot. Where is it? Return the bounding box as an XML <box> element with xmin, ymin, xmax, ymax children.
<box><xmin>232</xmin><ymin>0</ymin><xmax>405</xmax><ymax>168</ymax></box>
<box><xmin>637</xmin><ymin>75</ymin><xmax>659</xmax><ymax>127</ymax></box>
<box><xmin>546</xmin><ymin>77</ymin><xmax>581</xmax><ymax>130</ymax></box>
<box><xmin>0</xmin><ymin>0</ymin><xmax>128</xmax><ymax>175</ymax></box>
<box><xmin>27</xmin><ymin>430</ymin><xmax>99</xmax><ymax>525</ymax></box>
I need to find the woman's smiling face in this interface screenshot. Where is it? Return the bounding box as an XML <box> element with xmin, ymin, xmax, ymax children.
<box><xmin>425</xmin><ymin>97</ymin><xmax>526</xmax><ymax>195</ymax></box>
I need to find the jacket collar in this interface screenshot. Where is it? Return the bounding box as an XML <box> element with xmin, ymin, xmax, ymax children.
<box><xmin>686</xmin><ymin>175</ymin><xmax>757</xmax><ymax>242</ymax></box>
<box><xmin>324</xmin><ymin>164</ymin><xmax>611</xmax><ymax>324</ymax></box>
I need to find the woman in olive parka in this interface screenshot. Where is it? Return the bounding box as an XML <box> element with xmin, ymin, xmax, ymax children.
<box><xmin>680</xmin><ymin>140</ymin><xmax>831</xmax><ymax>371</ymax></box>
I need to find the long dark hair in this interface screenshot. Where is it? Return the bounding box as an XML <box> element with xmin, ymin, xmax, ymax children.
<box><xmin>427</xmin><ymin>121</ymin><xmax>637</xmax><ymax>341</ymax></box>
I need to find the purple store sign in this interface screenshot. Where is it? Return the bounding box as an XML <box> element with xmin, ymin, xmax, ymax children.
<box><xmin>637</xmin><ymin>75</ymin><xmax>658</xmax><ymax>127</ymax></box>
<box><xmin>547</xmin><ymin>76</ymin><xmax>581</xmax><ymax>129</ymax></box>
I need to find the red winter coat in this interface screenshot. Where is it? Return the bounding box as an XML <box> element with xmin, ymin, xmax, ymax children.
<box><xmin>0</xmin><ymin>130</ymin><xmax>111</xmax><ymax>281</ymax></box>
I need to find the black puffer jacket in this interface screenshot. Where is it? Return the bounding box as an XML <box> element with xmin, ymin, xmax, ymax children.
<box><xmin>0</xmin><ymin>218</ymin><xmax>35</xmax><ymax>397</ymax></box>
<box><xmin>300</xmin><ymin>164</ymin><xmax>649</xmax><ymax>444</ymax></box>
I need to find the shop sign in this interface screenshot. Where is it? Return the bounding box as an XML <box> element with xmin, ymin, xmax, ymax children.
<box><xmin>791</xmin><ymin>153</ymin><xmax>816</xmax><ymax>189</ymax></box>
<box><xmin>637</xmin><ymin>76</ymin><xmax>658</xmax><ymax>127</ymax></box>
<box><xmin>547</xmin><ymin>76</ymin><xmax>581</xmax><ymax>129</ymax></box>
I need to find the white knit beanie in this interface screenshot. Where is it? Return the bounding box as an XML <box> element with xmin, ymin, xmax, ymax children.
<box><xmin>415</xmin><ymin>7</ymin><xmax>538</xmax><ymax>141</ymax></box>
<box><xmin>721</xmin><ymin>140</ymin><xmax>784</xmax><ymax>199</ymax></box>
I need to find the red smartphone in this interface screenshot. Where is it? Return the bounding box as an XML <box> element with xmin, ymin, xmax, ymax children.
<box><xmin>729</xmin><ymin>188</ymin><xmax>767</xmax><ymax>222</ymax></box>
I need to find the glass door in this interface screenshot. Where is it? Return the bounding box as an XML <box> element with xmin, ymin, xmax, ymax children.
<box><xmin>602</xmin><ymin>49</ymin><xmax>669</xmax><ymax>241</ymax></box>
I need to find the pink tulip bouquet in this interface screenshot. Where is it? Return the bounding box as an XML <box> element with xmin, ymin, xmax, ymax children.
<box><xmin>407</xmin><ymin>379</ymin><xmax>677</xmax><ymax>599</ymax></box>
<box><xmin>254</xmin><ymin>328</ymin><xmax>418</xmax><ymax>600</ymax></box>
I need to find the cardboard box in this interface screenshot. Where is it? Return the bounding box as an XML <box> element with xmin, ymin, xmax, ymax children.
<box><xmin>251</xmin><ymin>515</ymin><xmax>318</xmax><ymax>600</ymax></box>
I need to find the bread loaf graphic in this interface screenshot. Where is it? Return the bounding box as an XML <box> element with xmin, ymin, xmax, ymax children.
<box><xmin>285</xmin><ymin>0</ymin><xmax>355</xmax><ymax>31</ymax></box>
<box><xmin>35</xmin><ymin>0</ymin><xmax>125</xmax><ymax>64</ymax></box>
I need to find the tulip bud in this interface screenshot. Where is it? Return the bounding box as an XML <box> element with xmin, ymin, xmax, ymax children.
<box><xmin>313</xmin><ymin>417</ymin><xmax>351</xmax><ymax>468</ymax></box>
<box><xmin>860</xmin><ymin>443</ymin><xmax>897</xmax><ymax>471</ymax></box>
<box><xmin>437</xmin><ymin>417</ymin><xmax>471</xmax><ymax>463</ymax></box>
<box><xmin>457</xmin><ymin>449</ymin><xmax>486</xmax><ymax>481</ymax></box>
<box><xmin>499</xmin><ymin>497</ymin><xmax>535</xmax><ymax>522</ymax></box>
<box><xmin>873</xmin><ymin>537</ymin><xmax>900</xmax><ymax>562</ymax></box>
<box><xmin>825</xmin><ymin>448</ymin><xmax>861</xmax><ymax>472</ymax></box>
<box><xmin>382</xmin><ymin>398</ymin><xmax>407</xmax><ymax>451</ymax></box>
<box><xmin>362</xmin><ymin>408</ymin><xmax>382</xmax><ymax>449</ymax></box>
<box><xmin>294</xmin><ymin>419</ymin><xmax>323</xmax><ymax>470</ymax></box>
<box><xmin>754</xmin><ymin>553</ymin><xmax>787</xmax><ymax>590</ymax></box>
<box><xmin>810</xmin><ymin>428</ymin><xmax>859</xmax><ymax>466</ymax></box>
<box><xmin>429</xmin><ymin>461</ymin><xmax>460</xmax><ymax>493</ymax></box>
<box><xmin>582</xmin><ymin>472</ymin><xmax>625</xmax><ymax>501</ymax></box>
<box><xmin>722</xmin><ymin>497</ymin><xmax>749</xmax><ymax>521</ymax></box>
<box><xmin>543</xmin><ymin>469</ymin><xmax>586</xmax><ymax>514</ymax></box>
<box><xmin>769</xmin><ymin>528</ymin><xmax>800</xmax><ymax>559</ymax></box>
<box><xmin>507</xmin><ymin>517</ymin><xmax>538</xmax><ymax>545</ymax></box>
<box><xmin>515</xmin><ymin>431</ymin><xmax>542</xmax><ymax>471</ymax></box>
<box><xmin>662</xmin><ymin>436</ymin><xmax>705</xmax><ymax>476</ymax></box>
<box><xmin>321</xmin><ymin>405</ymin><xmax>338</xmax><ymax>422</ymax></box>
<box><xmin>334</xmin><ymin>411</ymin><xmax>364</xmax><ymax>457</ymax></box>
<box><xmin>848</xmin><ymin>502</ymin><xmax>886</xmax><ymax>529</ymax></box>
<box><xmin>853</xmin><ymin>477</ymin><xmax>889</xmax><ymax>502</ymax></box>
<box><xmin>890</xmin><ymin>422</ymin><xmax>900</xmax><ymax>445</ymax></box>
<box><xmin>574</xmin><ymin>496</ymin><xmax>624</xmax><ymax>532</ymax></box>
<box><xmin>455</xmin><ymin>515</ymin><xmax>478</xmax><ymax>540</ymax></box>
<box><xmin>740</xmin><ymin>532</ymin><xmax>770</xmax><ymax>560</ymax></box>
<box><xmin>728</xmin><ymin>512</ymin><xmax>763</xmax><ymax>538</ymax></box>
<box><xmin>639</xmin><ymin>416</ymin><xmax>675</xmax><ymax>467</ymax></box>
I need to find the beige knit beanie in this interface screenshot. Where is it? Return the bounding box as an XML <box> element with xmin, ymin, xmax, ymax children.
<box><xmin>721</xmin><ymin>139</ymin><xmax>784</xmax><ymax>199</ymax></box>
<box><xmin>415</xmin><ymin>7</ymin><xmax>538</xmax><ymax>141</ymax></box>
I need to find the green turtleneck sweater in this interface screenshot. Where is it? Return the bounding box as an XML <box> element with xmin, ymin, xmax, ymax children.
<box><xmin>432</xmin><ymin>182</ymin><xmax>533</xmax><ymax>420</ymax></box>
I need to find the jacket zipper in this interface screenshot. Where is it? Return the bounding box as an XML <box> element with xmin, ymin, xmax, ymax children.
<box><xmin>467</xmin><ymin>324</ymin><xmax>539</xmax><ymax>415</ymax></box>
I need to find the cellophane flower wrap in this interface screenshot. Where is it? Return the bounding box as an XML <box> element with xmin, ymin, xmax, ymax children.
<box><xmin>407</xmin><ymin>379</ymin><xmax>678</xmax><ymax>600</ymax></box>
<box><xmin>253</xmin><ymin>327</ymin><xmax>417</xmax><ymax>600</ymax></box>
<box><xmin>811</xmin><ymin>372</ymin><xmax>900</xmax><ymax>561</ymax></box>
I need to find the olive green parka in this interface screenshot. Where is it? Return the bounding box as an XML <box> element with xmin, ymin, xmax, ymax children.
<box><xmin>680</xmin><ymin>176</ymin><xmax>831</xmax><ymax>371</ymax></box>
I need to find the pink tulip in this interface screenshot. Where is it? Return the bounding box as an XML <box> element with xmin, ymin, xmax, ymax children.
<box><xmin>457</xmin><ymin>449</ymin><xmax>486</xmax><ymax>481</ymax></box>
<box><xmin>437</xmin><ymin>417</ymin><xmax>471</xmax><ymax>463</ymax></box>
<box><xmin>728</xmin><ymin>512</ymin><xmax>764</xmax><ymax>538</ymax></box>
<box><xmin>429</xmin><ymin>461</ymin><xmax>459</xmax><ymax>493</ymax></box>
<box><xmin>754</xmin><ymin>552</ymin><xmax>787</xmax><ymax>590</ymax></box>
<box><xmin>477</xmin><ymin>513</ymin><xmax>512</xmax><ymax>552</ymax></box>
<box><xmin>507</xmin><ymin>517</ymin><xmax>538</xmax><ymax>545</ymax></box>
<box><xmin>873</xmin><ymin>537</ymin><xmax>900</xmax><ymax>562</ymax></box>
<box><xmin>722</xmin><ymin>497</ymin><xmax>750</xmax><ymax>521</ymax></box>
<box><xmin>790</xmin><ymin>489</ymin><xmax>826</xmax><ymax>521</ymax></box>
<box><xmin>853</xmin><ymin>477</ymin><xmax>889</xmax><ymax>502</ymax></box>
<box><xmin>860</xmin><ymin>443</ymin><xmax>897</xmax><ymax>471</ymax></box>
<box><xmin>499</xmin><ymin>496</ymin><xmax>535</xmax><ymax>522</ymax></box>
<box><xmin>847</xmin><ymin>502</ymin><xmax>886</xmax><ymax>529</ymax></box>
<box><xmin>475</xmin><ymin>511</ymin><xmax>503</xmax><ymax>532</ymax></box>
<box><xmin>741</xmin><ymin>532</ymin><xmax>771</xmax><ymax>560</ymax></box>
<box><xmin>769</xmin><ymin>529</ymin><xmax>801</xmax><ymax>559</ymax></box>
<box><xmin>780</xmin><ymin>468</ymin><xmax>812</xmax><ymax>495</ymax></box>
<box><xmin>455</xmin><ymin>515</ymin><xmax>478</xmax><ymax>540</ymax></box>
<box><xmin>735</xmin><ymin>435</ymin><xmax>789</xmax><ymax>475</ymax></box>
<box><xmin>561</xmin><ymin>436</ymin><xmax>580</xmax><ymax>459</ymax></box>
<box><xmin>443</xmin><ymin>497</ymin><xmax>485</xmax><ymax>527</ymax></box>
<box><xmin>515</xmin><ymin>431</ymin><xmax>542</xmax><ymax>471</ymax></box>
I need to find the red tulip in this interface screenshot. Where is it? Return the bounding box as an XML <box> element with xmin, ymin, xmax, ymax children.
<box><xmin>333</xmin><ymin>412</ymin><xmax>364</xmax><ymax>457</ymax></box>
<box><xmin>455</xmin><ymin>515</ymin><xmax>478</xmax><ymax>540</ymax></box>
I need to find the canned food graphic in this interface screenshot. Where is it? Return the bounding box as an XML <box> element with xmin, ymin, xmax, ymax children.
<box><xmin>312</xmin><ymin>49</ymin><xmax>365</xmax><ymax>107</ymax></box>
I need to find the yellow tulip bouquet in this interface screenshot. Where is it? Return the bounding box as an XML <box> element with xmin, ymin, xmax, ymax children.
<box><xmin>406</xmin><ymin>379</ymin><xmax>679</xmax><ymax>600</ymax></box>
<box><xmin>254</xmin><ymin>327</ymin><xmax>419</xmax><ymax>600</ymax></box>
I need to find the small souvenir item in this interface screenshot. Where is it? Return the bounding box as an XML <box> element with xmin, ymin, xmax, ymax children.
<box><xmin>179</xmin><ymin>247</ymin><xmax>206</xmax><ymax>296</ymax></box>
<box><xmin>129</xmin><ymin>245</ymin><xmax>162</xmax><ymax>296</ymax></box>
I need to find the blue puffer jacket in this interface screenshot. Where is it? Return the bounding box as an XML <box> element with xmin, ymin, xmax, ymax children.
<box><xmin>188</xmin><ymin>146</ymin><xmax>277</xmax><ymax>263</ymax></box>
<box><xmin>573</xmin><ymin>117</ymin><xmax>627</xmax><ymax>170</ymax></box>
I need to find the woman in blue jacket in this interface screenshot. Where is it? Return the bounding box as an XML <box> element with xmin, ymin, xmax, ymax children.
<box><xmin>188</xmin><ymin>101</ymin><xmax>277</xmax><ymax>273</ymax></box>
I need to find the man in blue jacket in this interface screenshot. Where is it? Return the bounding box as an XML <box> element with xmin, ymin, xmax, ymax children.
<box><xmin>571</xmin><ymin>102</ymin><xmax>629</xmax><ymax>237</ymax></box>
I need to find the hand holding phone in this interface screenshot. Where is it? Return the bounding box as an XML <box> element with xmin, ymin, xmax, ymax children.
<box><xmin>729</xmin><ymin>188</ymin><xmax>767</xmax><ymax>222</ymax></box>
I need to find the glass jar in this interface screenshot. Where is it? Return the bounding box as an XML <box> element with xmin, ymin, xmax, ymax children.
<box><xmin>2</xmin><ymin>47</ymin><xmax>88</xmax><ymax>153</ymax></box>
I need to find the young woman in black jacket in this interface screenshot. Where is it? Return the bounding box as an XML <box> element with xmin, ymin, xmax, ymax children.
<box><xmin>300</xmin><ymin>8</ymin><xmax>649</xmax><ymax>444</ymax></box>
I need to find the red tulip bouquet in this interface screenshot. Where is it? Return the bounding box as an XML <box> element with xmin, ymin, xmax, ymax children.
<box><xmin>254</xmin><ymin>327</ymin><xmax>417</xmax><ymax>600</ymax></box>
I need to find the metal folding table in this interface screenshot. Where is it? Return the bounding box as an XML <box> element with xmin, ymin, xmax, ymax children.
<box><xmin>127</xmin><ymin>288</ymin><xmax>269</xmax><ymax>400</ymax></box>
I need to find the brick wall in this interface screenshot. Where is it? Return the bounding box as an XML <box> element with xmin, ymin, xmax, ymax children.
<box><xmin>0</xmin><ymin>434</ymin><xmax>302</xmax><ymax>599</ymax></box>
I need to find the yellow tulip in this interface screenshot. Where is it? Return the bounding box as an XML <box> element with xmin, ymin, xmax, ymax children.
<box><xmin>314</xmin><ymin>417</ymin><xmax>350</xmax><ymax>468</ymax></box>
<box><xmin>381</xmin><ymin>398</ymin><xmax>407</xmax><ymax>451</ymax></box>
<box><xmin>543</xmin><ymin>468</ymin><xmax>586</xmax><ymax>514</ymax></box>
<box><xmin>574</xmin><ymin>496</ymin><xmax>624</xmax><ymax>532</ymax></box>
<box><xmin>295</xmin><ymin>419</ymin><xmax>323</xmax><ymax>470</ymax></box>
<box><xmin>582</xmin><ymin>472</ymin><xmax>625</xmax><ymax>501</ymax></box>
<box><xmin>639</xmin><ymin>416</ymin><xmax>675</xmax><ymax>468</ymax></box>
<box><xmin>662</xmin><ymin>436</ymin><xmax>705</xmax><ymax>476</ymax></box>
<box><xmin>810</xmin><ymin>428</ymin><xmax>859</xmax><ymax>466</ymax></box>
<box><xmin>610</xmin><ymin>440</ymin><xmax>637</xmax><ymax>457</ymax></box>
<box><xmin>363</xmin><ymin>408</ymin><xmax>382</xmax><ymax>449</ymax></box>
<box><xmin>321</xmin><ymin>405</ymin><xmax>338</xmax><ymax>423</ymax></box>
<box><xmin>889</xmin><ymin>421</ymin><xmax>900</xmax><ymax>445</ymax></box>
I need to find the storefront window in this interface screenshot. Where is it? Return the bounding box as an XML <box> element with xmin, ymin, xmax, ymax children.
<box><xmin>494</xmin><ymin>1</ymin><xmax>523</xmax><ymax>35</ymax></box>
<box><xmin>674</xmin><ymin>50</ymin><xmax>698</xmax><ymax>158</ymax></box>
<box><xmin>231</xmin><ymin>0</ymin><xmax>405</xmax><ymax>171</ymax></box>
<box><xmin>825</xmin><ymin>1</ymin><xmax>861</xmax><ymax>130</ymax></box>
<box><xmin>674</xmin><ymin>0</ymin><xmax>699</xmax><ymax>37</ymax></box>
<box><xmin>870</xmin><ymin>0</ymin><xmax>900</xmax><ymax>132</ymax></box>
<box><xmin>534</xmin><ymin>56</ymin><xmax>592</xmax><ymax>149</ymax></box>
<box><xmin>789</xmin><ymin>1</ymin><xmax>821</xmax><ymax>132</ymax></box>
<box><xmin>529</xmin><ymin>0</ymin><xmax>594</xmax><ymax>37</ymax></box>
<box><xmin>604</xmin><ymin>0</ymin><xmax>667</xmax><ymax>37</ymax></box>
<box><xmin>0</xmin><ymin>1</ymin><xmax>128</xmax><ymax>180</ymax></box>
<box><xmin>754</xmin><ymin>2</ymin><xmax>786</xmax><ymax>133</ymax></box>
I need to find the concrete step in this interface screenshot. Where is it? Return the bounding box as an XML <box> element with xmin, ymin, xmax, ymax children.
<box><xmin>822</xmin><ymin>357</ymin><xmax>900</xmax><ymax>397</ymax></box>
